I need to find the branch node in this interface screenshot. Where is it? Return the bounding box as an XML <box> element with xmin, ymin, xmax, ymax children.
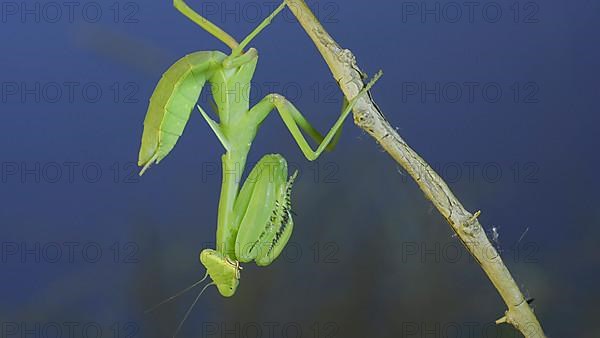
<box><xmin>461</xmin><ymin>210</ymin><xmax>481</xmax><ymax>235</ymax></box>
<box><xmin>354</xmin><ymin>109</ymin><xmax>374</xmax><ymax>130</ymax></box>
<box><xmin>469</xmin><ymin>210</ymin><xmax>481</xmax><ymax>223</ymax></box>
<box><xmin>495</xmin><ymin>314</ymin><xmax>508</xmax><ymax>325</ymax></box>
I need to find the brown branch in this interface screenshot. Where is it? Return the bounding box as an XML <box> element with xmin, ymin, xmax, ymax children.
<box><xmin>283</xmin><ymin>1</ymin><xmax>546</xmax><ymax>337</ymax></box>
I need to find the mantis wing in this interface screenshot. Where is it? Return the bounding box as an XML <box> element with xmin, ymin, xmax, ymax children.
<box><xmin>138</xmin><ymin>50</ymin><xmax>226</xmax><ymax>174</ymax></box>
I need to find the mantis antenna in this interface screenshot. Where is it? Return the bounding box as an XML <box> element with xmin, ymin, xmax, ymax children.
<box><xmin>144</xmin><ymin>271</ymin><xmax>209</xmax><ymax>314</ymax></box>
<box><xmin>172</xmin><ymin>282</ymin><xmax>215</xmax><ymax>338</ymax></box>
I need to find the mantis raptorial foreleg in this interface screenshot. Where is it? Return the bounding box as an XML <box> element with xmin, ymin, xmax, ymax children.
<box><xmin>249</xmin><ymin>71</ymin><xmax>382</xmax><ymax>161</ymax></box>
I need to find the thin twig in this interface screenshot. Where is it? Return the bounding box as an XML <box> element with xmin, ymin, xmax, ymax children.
<box><xmin>283</xmin><ymin>1</ymin><xmax>546</xmax><ymax>337</ymax></box>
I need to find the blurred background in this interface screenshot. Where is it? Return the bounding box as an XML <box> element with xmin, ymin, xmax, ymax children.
<box><xmin>1</xmin><ymin>0</ymin><xmax>598</xmax><ymax>337</ymax></box>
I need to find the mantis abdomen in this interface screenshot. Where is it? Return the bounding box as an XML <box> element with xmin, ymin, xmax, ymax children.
<box><xmin>138</xmin><ymin>51</ymin><xmax>226</xmax><ymax>170</ymax></box>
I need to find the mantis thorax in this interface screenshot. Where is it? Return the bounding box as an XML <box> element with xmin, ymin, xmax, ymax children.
<box><xmin>210</xmin><ymin>50</ymin><xmax>259</xmax><ymax>128</ymax></box>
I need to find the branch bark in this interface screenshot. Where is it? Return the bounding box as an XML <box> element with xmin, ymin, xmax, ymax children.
<box><xmin>283</xmin><ymin>1</ymin><xmax>546</xmax><ymax>337</ymax></box>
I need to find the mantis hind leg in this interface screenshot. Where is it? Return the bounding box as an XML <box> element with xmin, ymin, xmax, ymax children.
<box><xmin>223</xmin><ymin>2</ymin><xmax>287</xmax><ymax>68</ymax></box>
<box><xmin>229</xmin><ymin>2</ymin><xmax>287</xmax><ymax>58</ymax></box>
<box><xmin>248</xmin><ymin>71</ymin><xmax>383</xmax><ymax>161</ymax></box>
<box><xmin>328</xmin><ymin>97</ymin><xmax>350</xmax><ymax>149</ymax></box>
<box><xmin>173</xmin><ymin>0</ymin><xmax>239</xmax><ymax>49</ymax></box>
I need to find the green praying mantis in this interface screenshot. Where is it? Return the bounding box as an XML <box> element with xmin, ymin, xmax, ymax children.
<box><xmin>139</xmin><ymin>0</ymin><xmax>381</xmax><ymax>335</ymax></box>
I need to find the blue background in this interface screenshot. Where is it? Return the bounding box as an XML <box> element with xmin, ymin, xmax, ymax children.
<box><xmin>1</xmin><ymin>1</ymin><xmax>598</xmax><ymax>337</ymax></box>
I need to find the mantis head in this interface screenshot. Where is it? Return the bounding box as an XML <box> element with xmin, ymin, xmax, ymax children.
<box><xmin>200</xmin><ymin>249</ymin><xmax>240</xmax><ymax>297</ymax></box>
